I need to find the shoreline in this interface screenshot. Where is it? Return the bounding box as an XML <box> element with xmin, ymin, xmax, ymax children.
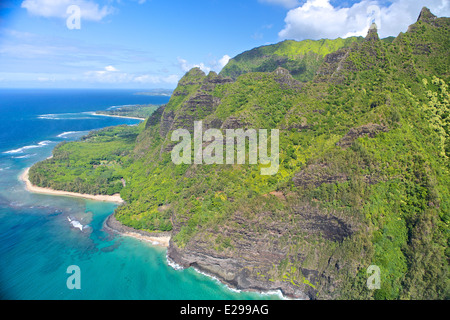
<box><xmin>104</xmin><ymin>214</ymin><xmax>171</xmax><ymax>247</ymax></box>
<box><xmin>20</xmin><ymin>167</ymin><xmax>171</xmax><ymax>247</ymax></box>
<box><xmin>20</xmin><ymin>167</ymin><xmax>124</xmax><ymax>204</ymax></box>
<box><xmin>19</xmin><ymin>166</ymin><xmax>286</xmax><ymax>297</ymax></box>
<box><xmin>92</xmin><ymin>112</ymin><xmax>146</xmax><ymax>121</ymax></box>
<box><xmin>20</xmin><ymin>169</ymin><xmax>286</xmax><ymax>297</ymax></box>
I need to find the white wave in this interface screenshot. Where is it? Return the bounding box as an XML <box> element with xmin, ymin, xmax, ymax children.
<box><xmin>57</xmin><ymin>131</ymin><xmax>80</xmax><ymax>138</ymax></box>
<box><xmin>3</xmin><ymin>141</ymin><xmax>53</xmax><ymax>154</ymax></box>
<box><xmin>166</xmin><ymin>253</ymin><xmax>288</xmax><ymax>299</ymax></box>
<box><xmin>106</xmin><ymin>104</ymin><xmax>134</xmax><ymax>111</ymax></box>
<box><xmin>12</xmin><ymin>153</ymin><xmax>37</xmax><ymax>159</ymax></box>
<box><xmin>166</xmin><ymin>255</ymin><xmax>184</xmax><ymax>271</ymax></box>
<box><xmin>67</xmin><ymin>217</ymin><xmax>84</xmax><ymax>231</ymax></box>
<box><xmin>191</xmin><ymin>266</ymin><xmax>289</xmax><ymax>299</ymax></box>
<box><xmin>38</xmin><ymin>112</ymin><xmax>94</xmax><ymax>120</ymax></box>
<box><xmin>37</xmin><ymin>114</ymin><xmax>58</xmax><ymax>120</ymax></box>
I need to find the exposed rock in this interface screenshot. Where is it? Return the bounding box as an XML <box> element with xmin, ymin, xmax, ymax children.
<box><xmin>204</xmin><ymin>118</ymin><xmax>223</xmax><ymax>130</ymax></box>
<box><xmin>337</xmin><ymin>123</ymin><xmax>388</xmax><ymax>148</ymax></box>
<box><xmin>365</xmin><ymin>23</ymin><xmax>380</xmax><ymax>42</ymax></box>
<box><xmin>167</xmin><ymin>200</ymin><xmax>354</xmax><ymax>299</ymax></box>
<box><xmin>221</xmin><ymin>116</ymin><xmax>244</xmax><ymax>130</ymax></box>
<box><xmin>145</xmin><ymin>104</ymin><xmax>165</xmax><ymax>129</ymax></box>
<box><xmin>168</xmin><ymin>241</ymin><xmax>311</xmax><ymax>299</ymax></box>
<box><xmin>201</xmin><ymin>71</ymin><xmax>234</xmax><ymax>91</ymax></box>
<box><xmin>315</xmin><ymin>48</ymin><xmax>352</xmax><ymax>82</ymax></box>
<box><xmin>170</xmin><ymin>93</ymin><xmax>221</xmax><ymax>132</ymax></box>
<box><xmin>417</xmin><ymin>7</ymin><xmax>437</xmax><ymax>24</ymax></box>
<box><xmin>159</xmin><ymin>109</ymin><xmax>175</xmax><ymax>137</ymax></box>
<box><xmin>272</xmin><ymin>67</ymin><xmax>303</xmax><ymax>91</ymax></box>
<box><xmin>293</xmin><ymin>163</ymin><xmax>348</xmax><ymax>188</ymax></box>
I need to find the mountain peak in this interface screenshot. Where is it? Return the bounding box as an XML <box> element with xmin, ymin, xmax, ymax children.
<box><xmin>417</xmin><ymin>7</ymin><xmax>437</xmax><ymax>23</ymax></box>
<box><xmin>365</xmin><ymin>22</ymin><xmax>379</xmax><ymax>41</ymax></box>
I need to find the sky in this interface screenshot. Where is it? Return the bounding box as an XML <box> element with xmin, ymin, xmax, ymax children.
<box><xmin>0</xmin><ymin>0</ymin><xmax>448</xmax><ymax>89</ymax></box>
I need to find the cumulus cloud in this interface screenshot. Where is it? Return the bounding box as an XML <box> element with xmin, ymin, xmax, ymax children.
<box><xmin>104</xmin><ymin>65</ymin><xmax>118</xmax><ymax>72</ymax></box>
<box><xmin>21</xmin><ymin>0</ymin><xmax>114</xmax><ymax>21</ymax></box>
<box><xmin>178</xmin><ymin>57</ymin><xmax>211</xmax><ymax>74</ymax></box>
<box><xmin>218</xmin><ymin>55</ymin><xmax>231</xmax><ymax>69</ymax></box>
<box><xmin>279</xmin><ymin>0</ymin><xmax>450</xmax><ymax>40</ymax></box>
<box><xmin>178</xmin><ymin>55</ymin><xmax>231</xmax><ymax>74</ymax></box>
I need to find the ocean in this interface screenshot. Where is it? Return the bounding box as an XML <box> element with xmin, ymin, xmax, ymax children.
<box><xmin>0</xmin><ymin>89</ymin><xmax>280</xmax><ymax>300</ymax></box>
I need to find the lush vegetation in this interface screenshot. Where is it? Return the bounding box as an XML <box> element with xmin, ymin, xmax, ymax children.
<box><xmin>220</xmin><ymin>37</ymin><xmax>370</xmax><ymax>82</ymax></box>
<box><xmin>29</xmin><ymin>124</ymin><xmax>143</xmax><ymax>195</ymax></box>
<box><xmin>96</xmin><ymin>104</ymin><xmax>160</xmax><ymax>119</ymax></box>
<box><xmin>30</xmin><ymin>8</ymin><xmax>449</xmax><ymax>299</ymax></box>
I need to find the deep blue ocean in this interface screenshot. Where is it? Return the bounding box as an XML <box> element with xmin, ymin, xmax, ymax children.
<box><xmin>0</xmin><ymin>89</ymin><xmax>280</xmax><ymax>300</ymax></box>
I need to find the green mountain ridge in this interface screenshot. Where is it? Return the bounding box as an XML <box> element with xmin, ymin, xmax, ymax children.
<box><xmin>220</xmin><ymin>37</ymin><xmax>364</xmax><ymax>82</ymax></box>
<box><xmin>29</xmin><ymin>7</ymin><xmax>450</xmax><ymax>300</ymax></box>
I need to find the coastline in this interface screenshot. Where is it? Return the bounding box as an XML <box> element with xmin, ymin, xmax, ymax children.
<box><xmin>20</xmin><ymin>166</ymin><xmax>171</xmax><ymax>247</ymax></box>
<box><xmin>104</xmin><ymin>214</ymin><xmax>171</xmax><ymax>247</ymax></box>
<box><xmin>92</xmin><ymin>112</ymin><xmax>146</xmax><ymax>121</ymax></box>
<box><xmin>20</xmin><ymin>167</ymin><xmax>124</xmax><ymax>204</ymax></box>
<box><xmin>19</xmin><ymin>165</ymin><xmax>285</xmax><ymax>297</ymax></box>
<box><xmin>19</xmin><ymin>169</ymin><xmax>283</xmax><ymax>297</ymax></box>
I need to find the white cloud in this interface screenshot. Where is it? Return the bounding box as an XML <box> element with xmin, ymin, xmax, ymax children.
<box><xmin>177</xmin><ymin>57</ymin><xmax>211</xmax><ymax>74</ymax></box>
<box><xmin>84</xmin><ymin>66</ymin><xmax>179</xmax><ymax>84</ymax></box>
<box><xmin>105</xmin><ymin>65</ymin><xmax>118</xmax><ymax>72</ymax></box>
<box><xmin>279</xmin><ymin>0</ymin><xmax>450</xmax><ymax>41</ymax></box>
<box><xmin>259</xmin><ymin>0</ymin><xmax>300</xmax><ymax>9</ymax></box>
<box><xmin>37</xmin><ymin>76</ymin><xmax>55</xmax><ymax>82</ymax></box>
<box><xmin>163</xmin><ymin>74</ymin><xmax>181</xmax><ymax>83</ymax></box>
<box><xmin>178</xmin><ymin>55</ymin><xmax>231</xmax><ymax>74</ymax></box>
<box><xmin>21</xmin><ymin>0</ymin><xmax>114</xmax><ymax>21</ymax></box>
<box><xmin>133</xmin><ymin>74</ymin><xmax>180</xmax><ymax>84</ymax></box>
<box><xmin>218</xmin><ymin>55</ymin><xmax>231</xmax><ymax>69</ymax></box>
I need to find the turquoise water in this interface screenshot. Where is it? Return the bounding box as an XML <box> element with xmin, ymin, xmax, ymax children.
<box><xmin>0</xmin><ymin>89</ymin><xmax>280</xmax><ymax>300</ymax></box>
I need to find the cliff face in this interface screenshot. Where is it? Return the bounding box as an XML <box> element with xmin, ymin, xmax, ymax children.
<box><xmin>115</xmin><ymin>8</ymin><xmax>450</xmax><ymax>300</ymax></box>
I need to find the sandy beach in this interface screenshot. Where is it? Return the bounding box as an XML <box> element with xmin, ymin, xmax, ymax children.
<box><xmin>104</xmin><ymin>214</ymin><xmax>171</xmax><ymax>247</ymax></box>
<box><xmin>20</xmin><ymin>167</ymin><xmax>124</xmax><ymax>203</ymax></box>
<box><xmin>20</xmin><ymin>167</ymin><xmax>171</xmax><ymax>247</ymax></box>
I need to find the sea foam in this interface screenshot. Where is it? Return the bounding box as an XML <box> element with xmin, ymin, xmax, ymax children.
<box><xmin>67</xmin><ymin>217</ymin><xmax>84</xmax><ymax>231</ymax></box>
<box><xmin>38</xmin><ymin>112</ymin><xmax>94</xmax><ymax>120</ymax></box>
<box><xmin>57</xmin><ymin>131</ymin><xmax>80</xmax><ymax>138</ymax></box>
<box><xmin>3</xmin><ymin>141</ymin><xmax>53</xmax><ymax>154</ymax></box>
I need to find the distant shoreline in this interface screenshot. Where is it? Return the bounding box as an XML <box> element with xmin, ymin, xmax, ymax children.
<box><xmin>19</xmin><ymin>167</ymin><xmax>124</xmax><ymax>203</ymax></box>
<box><xmin>92</xmin><ymin>112</ymin><xmax>146</xmax><ymax>121</ymax></box>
